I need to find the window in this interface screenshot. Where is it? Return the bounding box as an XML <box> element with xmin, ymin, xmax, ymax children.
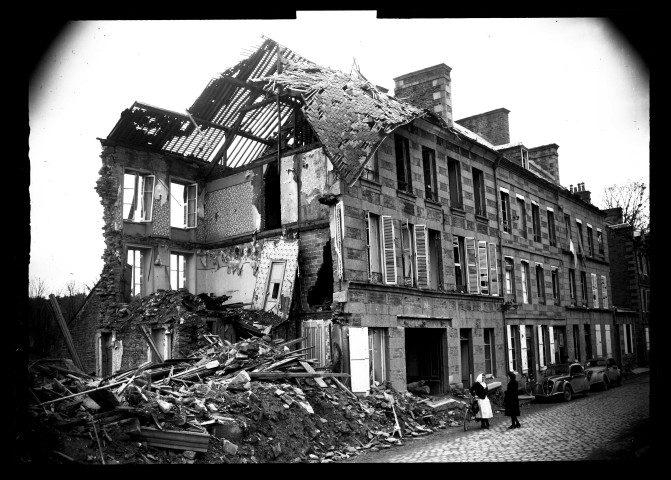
<box><xmin>531</xmin><ymin>202</ymin><xmax>541</xmax><ymax>242</ymax></box>
<box><xmin>521</xmin><ymin>260</ymin><xmax>530</xmax><ymax>304</ymax></box>
<box><xmin>516</xmin><ymin>197</ymin><xmax>527</xmax><ymax>238</ymax></box>
<box><xmin>170</xmin><ymin>253</ymin><xmax>186</xmax><ymax>290</ymax></box>
<box><xmin>477</xmin><ymin>240</ymin><xmax>489</xmax><ymax>295</ymax></box>
<box><xmin>507</xmin><ymin>325</ymin><xmax>519</xmax><ymax>372</ymax></box>
<box><xmin>170</xmin><ymin>182</ymin><xmax>198</xmax><ymax>228</ymax></box>
<box><xmin>426</xmin><ymin>228</ymin><xmax>443</xmax><ymax>290</ymax></box>
<box><xmin>551</xmin><ymin>267</ymin><xmax>560</xmax><ymax>305</ymax></box>
<box><xmin>473</xmin><ymin>168</ymin><xmax>486</xmax><ymax>216</ymax></box>
<box><xmin>466</xmin><ymin>237</ymin><xmax>479</xmax><ymax>294</ymax></box>
<box><xmin>623</xmin><ymin>324</ymin><xmax>634</xmax><ymax>355</ymax></box>
<box><xmin>504</xmin><ymin>257</ymin><xmax>516</xmax><ymax>300</ymax></box>
<box><xmin>488</xmin><ymin>243</ymin><xmax>500</xmax><ymax>296</ymax></box>
<box><xmin>362</xmin><ymin>150</ymin><xmax>380</xmax><ymax>182</ymax></box>
<box><xmin>576</xmin><ymin>220</ymin><xmax>584</xmax><ymax>255</ymax></box>
<box><xmin>452</xmin><ymin>235</ymin><xmax>467</xmax><ymax>292</ymax></box>
<box><xmin>547</xmin><ymin>209</ymin><xmax>557</xmax><ymax>246</ymax></box>
<box><xmin>580</xmin><ymin>271</ymin><xmax>588</xmax><ymax>306</ymax></box>
<box><xmin>641</xmin><ymin>289</ymin><xmax>650</xmax><ymax>312</ymax></box>
<box><xmin>600</xmin><ymin>275</ymin><xmax>608</xmax><ymax>309</ymax></box>
<box><xmin>414</xmin><ymin>224</ymin><xmax>429</xmax><ymax>288</ymax></box>
<box><xmin>366</xmin><ymin>213</ymin><xmax>383</xmax><ymax>283</ymax></box>
<box><xmin>568</xmin><ymin>268</ymin><xmax>577</xmax><ymax>305</ymax></box>
<box><xmin>500</xmin><ymin>189</ymin><xmax>512</xmax><ymax>233</ymax></box>
<box><xmin>587</xmin><ymin>225</ymin><xmax>594</xmax><ymax>256</ymax></box>
<box><xmin>521</xmin><ymin>147</ymin><xmax>529</xmax><ymax>169</ymax></box>
<box><xmin>401</xmin><ymin>222</ymin><xmax>415</xmax><ymax>286</ymax></box>
<box><xmin>422</xmin><ymin>146</ymin><xmax>438</xmax><ymax>201</ymax></box>
<box><xmin>484</xmin><ymin>329</ymin><xmax>495</xmax><ymax>376</ymax></box>
<box><xmin>572</xmin><ymin>325</ymin><xmax>581</xmax><ymax>363</ymax></box>
<box><xmin>264</xmin><ymin>261</ymin><xmax>286</xmax><ymax>312</ymax></box>
<box><xmin>564</xmin><ymin>213</ymin><xmax>572</xmax><ymax>248</ymax></box>
<box><xmin>126</xmin><ymin>247</ymin><xmax>150</xmax><ymax>298</ymax></box>
<box><xmin>368</xmin><ymin>328</ymin><xmax>387</xmax><ymax>385</ymax></box>
<box><xmin>591</xmin><ymin>273</ymin><xmax>599</xmax><ymax>308</ymax></box>
<box><xmin>381</xmin><ymin>215</ymin><xmax>397</xmax><ymax>285</ymax></box>
<box><xmin>596</xmin><ymin>228</ymin><xmax>604</xmax><ymax>254</ymax></box>
<box><xmin>536</xmin><ymin>263</ymin><xmax>545</xmax><ymax>304</ymax></box>
<box><xmin>584</xmin><ymin>324</ymin><xmax>593</xmax><ymax>359</ymax></box>
<box><xmin>123</xmin><ymin>172</ymin><xmax>155</xmax><ymax>222</ymax></box>
<box><xmin>447</xmin><ymin>158</ymin><xmax>463</xmax><ymax>209</ymax></box>
<box><xmin>394</xmin><ymin>134</ymin><xmax>412</xmax><ymax>193</ymax></box>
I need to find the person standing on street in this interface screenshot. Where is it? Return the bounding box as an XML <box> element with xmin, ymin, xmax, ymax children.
<box><xmin>470</xmin><ymin>373</ymin><xmax>493</xmax><ymax>429</ymax></box>
<box><xmin>505</xmin><ymin>371</ymin><xmax>521</xmax><ymax>429</ymax></box>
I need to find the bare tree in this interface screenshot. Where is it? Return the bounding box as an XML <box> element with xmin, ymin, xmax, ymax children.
<box><xmin>602</xmin><ymin>178</ymin><xmax>649</xmax><ymax>233</ymax></box>
<box><xmin>28</xmin><ymin>276</ymin><xmax>48</xmax><ymax>299</ymax></box>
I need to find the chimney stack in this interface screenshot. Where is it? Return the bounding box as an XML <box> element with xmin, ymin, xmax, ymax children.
<box><xmin>572</xmin><ymin>182</ymin><xmax>591</xmax><ymax>204</ymax></box>
<box><xmin>393</xmin><ymin>64</ymin><xmax>453</xmax><ymax>126</ymax></box>
<box><xmin>454</xmin><ymin>108</ymin><xmax>511</xmax><ymax>146</ymax></box>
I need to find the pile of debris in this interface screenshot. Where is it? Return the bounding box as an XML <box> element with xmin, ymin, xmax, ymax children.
<box><xmin>21</xmin><ymin>334</ymin><xmax>472</xmax><ymax>464</ymax></box>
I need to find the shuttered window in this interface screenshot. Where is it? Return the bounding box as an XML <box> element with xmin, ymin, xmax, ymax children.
<box><xmin>519</xmin><ymin>325</ymin><xmax>528</xmax><ymax>373</ymax></box>
<box><xmin>595</xmin><ymin>324</ymin><xmax>603</xmax><ymax>356</ymax></box>
<box><xmin>466</xmin><ymin>238</ymin><xmax>479</xmax><ymax>294</ymax></box>
<box><xmin>537</xmin><ymin>326</ymin><xmax>545</xmax><ymax>367</ymax></box>
<box><xmin>477</xmin><ymin>240</ymin><xmax>489</xmax><ymax>295</ymax></box>
<box><xmin>548</xmin><ymin>326</ymin><xmax>556</xmax><ymax>365</ymax></box>
<box><xmin>381</xmin><ymin>215</ymin><xmax>397</xmax><ymax>285</ymax></box>
<box><xmin>414</xmin><ymin>225</ymin><xmax>429</xmax><ymax>288</ymax></box>
<box><xmin>521</xmin><ymin>260</ymin><xmax>530</xmax><ymax>304</ymax></box>
<box><xmin>591</xmin><ymin>273</ymin><xmax>599</xmax><ymax>307</ymax></box>
<box><xmin>185</xmin><ymin>183</ymin><xmax>197</xmax><ymax>228</ymax></box>
<box><xmin>601</xmin><ymin>275</ymin><xmax>608</xmax><ymax>309</ymax></box>
<box><xmin>488</xmin><ymin>243</ymin><xmax>499</xmax><ymax>296</ymax></box>
<box><xmin>506</xmin><ymin>325</ymin><xmax>516</xmax><ymax>371</ymax></box>
<box><xmin>604</xmin><ymin>324</ymin><xmax>612</xmax><ymax>357</ymax></box>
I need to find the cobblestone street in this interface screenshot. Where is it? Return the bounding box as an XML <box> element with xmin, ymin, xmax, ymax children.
<box><xmin>340</xmin><ymin>373</ymin><xmax>650</xmax><ymax>462</ymax></box>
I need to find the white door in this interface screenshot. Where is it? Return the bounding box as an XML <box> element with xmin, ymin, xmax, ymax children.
<box><xmin>349</xmin><ymin>327</ymin><xmax>370</xmax><ymax>393</ymax></box>
<box><xmin>264</xmin><ymin>261</ymin><xmax>286</xmax><ymax>312</ymax></box>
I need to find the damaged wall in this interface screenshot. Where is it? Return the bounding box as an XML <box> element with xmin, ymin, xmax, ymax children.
<box><xmin>252</xmin><ymin>238</ymin><xmax>300</xmax><ymax>318</ymax></box>
<box><xmin>196</xmin><ymin>241</ymin><xmax>262</xmax><ymax>302</ymax></box>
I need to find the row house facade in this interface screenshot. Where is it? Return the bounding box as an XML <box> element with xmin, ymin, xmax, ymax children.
<box><xmin>71</xmin><ymin>38</ymin><xmax>631</xmax><ymax>394</ymax></box>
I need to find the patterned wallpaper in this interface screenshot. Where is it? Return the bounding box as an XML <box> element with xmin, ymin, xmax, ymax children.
<box><xmin>252</xmin><ymin>238</ymin><xmax>300</xmax><ymax>318</ymax></box>
<box><xmin>202</xmin><ymin>182</ymin><xmax>255</xmax><ymax>241</ymax></box>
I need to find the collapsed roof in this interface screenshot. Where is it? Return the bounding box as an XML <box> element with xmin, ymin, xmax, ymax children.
<box><xmin>103</xmin><ymin>36</ymin><xmax>441</xmax><ymax>185</ymax></box>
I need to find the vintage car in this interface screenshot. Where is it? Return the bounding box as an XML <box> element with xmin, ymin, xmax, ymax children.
<box><xmin>584</xmin><ymin>357</ymin><xmax>623</xmax><ymax>390</ymax></box>
<box><xmin>533</xmin><ymin>362</ymin><xmax>590</xmax><ymax>402</ymax></box>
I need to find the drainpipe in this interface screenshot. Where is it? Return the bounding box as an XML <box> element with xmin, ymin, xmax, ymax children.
<box><xmin>492</xmin><ymin>155</ymin><xmax>509</xmax><ymax>384</ymax></box>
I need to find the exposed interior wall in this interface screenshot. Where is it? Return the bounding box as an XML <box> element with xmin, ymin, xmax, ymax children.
<box><xmin>196</xmin><ymin>241</ymin><xmax>262</xmax><ymax>302</ymax></box>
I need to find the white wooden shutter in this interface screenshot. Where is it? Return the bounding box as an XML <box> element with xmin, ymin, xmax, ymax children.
<box><xmin>466</xmin><ymin>238</ymin><xmax>479</xmax><ymax>294</ymax></box>
<box><xmin>186</xmin><ymin>183</ymin><xmax>197</xmax><ymax>228</ymax></box>
<box><xmin>601</xmin><ymin>275</ymin><xmax>608</xmax><ymax>309</ymax></box>
<box><xmin>591</xmin><ymin>273</ymin><xmax>599</xmax><ymax>307</ymax></box>
<box><xmin>488</xmin><ymin>243</ymin><xmax>499</xmax><ymax>296</ymax></box>
<box><xmin>477</xmin><ymin>240</ymin><xmax>489</xmax><ymax>295</ymax></box>
<box><xmin>414</xmin><ymin>225</ymin><xmax>429</xmax><ymax>288</ymax></box>
<box><xmin>521</xmin><ymin>262</ymin><xmax>529</xmax><ymax>303</ymax></box>
<box><xmin>334</xmin><ymin>202</ymin><xmax>344</xmax><ymax>280</ymax></box>
<box><xmin>595</xmin><ymin>324</ymin><xmax>603</xmax><ymax>356</ymax></box>
<box><xmin>519</xmin><ymin>324</ymin><xmax>528</xmax><ymax>373</ymax></box>
<box><xmin>381</xmin><ymin>215</ymin><xmax>397</xmax><ymax>285</ymax></box>
<box><xmin>349</xmin><ymin>327</ymin><xmax>370</xmax><ymax>393</ymax></box>
<box><xmin>548</xmin><ymin>326</ymin><xmax>555</xmax><ymax>365</ymax></box>
<box><xmin>604</xmin><ymin>324</ymin><xmax>612</xmax><ymax>357</ymax></box>
<box><xmin>538</xmin><ymin>326</ymin><xmax>545</xmax><ymax>367</ymax></box>
<box><xmin>506</xmin><ymin>325</ymin><xmax>514</xmax><ymax>371</ymax></box>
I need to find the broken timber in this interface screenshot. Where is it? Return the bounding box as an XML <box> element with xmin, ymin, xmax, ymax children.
<box><xmin>140</xmin><ymin>325</ymin><xmax>164</xmax><ymax>364</ymax></box>
<box><xmin>48</xmin><ymin>294</ymin><xmax>84</xmax><ymax>371</ymax></box>
<box><xmin>299</xmin><ymin>361</ymin><xmax>328</xmax><ymax>388</ymax></box>
<box><xmin>140</xmin><ymin>427</ymin><xmax>210</xmax><ymax>453</ymax></box>
<box><xmin>248</xmin><ymin>372</ymin><xmax>349</xmax><ymax>380</ymax></box>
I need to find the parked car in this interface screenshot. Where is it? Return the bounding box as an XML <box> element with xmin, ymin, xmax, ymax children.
<box><xmin>584</xmin><ymin>357</ymin><xmax>623</xmax><ymax>390</ymax></box>
<box><xmin>533</xmin><ymin>362</ymin><xmax>590</xmax><ymax>402</ymax></box>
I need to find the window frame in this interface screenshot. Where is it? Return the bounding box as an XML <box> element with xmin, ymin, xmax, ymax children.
<box><xmin>596</xmin><ymin>228</ymin><xmax>604</xmax><ymax>254</ymax></box>
<box><xmin>551</xmin><ymin>266</ymin><xmax>560</xmax><ymax>306</ymax></box>
<box><xmin>600</xmin><ymin>275</ymin><xmax>608</xmax><ymax>309</ymax></box>
<box><xmin>586</xmin><ymin>224</ymin><xmax>594</xmax><ymax>257</ymax></box>
<box><xmin>568</xmin><ymin>268</ymin><xmax>577</xmax><ymax>305</ymax></box>
<box><xmin>521</xmin><ymin>260</ymin><xmax>530</xmax><ymax>304</ymax></box>
<box><xmin>452</xmin><ymin>235</ymin><xmax>467</xmax><ymax>292</ymax></box>
<box><xmin>394</xmin><ymin>134</ymin><xmax>413</xmax><ymax>193</ymax></box>
<box><xmin>366</xmin><ymin>212</ymin><xmax>384</xmax><ymax>284</ymax></box>
<box><xmin>170</xmin><ymin>253</ymin><xmax>187</xmax><ymax>290</ymax></box>
<box><xmin>422</xmin><ymin>146</ymin><xmax>438</xmax><ymax>202</ymax></box>
<box><xmin>472</xmin><ymin>167</ymin><xmax>487</xmax><ymax>217</ymax></box>
<box><xmin>547</xmin><ymin>208</ymin><xmax>557</xmax><ymax>246</ymax></box>
<box><xmin>500</xmin><ymin>188</ymin><xmax>512</xmax><ymax>234</ymax></box>
<box><xmin>531</xmin><ymin>201</ymin><xmax>541</xmax><ymax>243</ymax></box>
<box><xmin>591</xmin><ymin>272</ymin><xmax>599</xmax><ymax>308</ymax></box>
<box><xmin>580</xmin><ymin>271</ymin><xmax>588</xmax><ymax>306</ymax></box>
<box><xmin>535</xmin><ymin>263</ymin><xmax>546</xmax><ymax>305</ymax></box>
<box><xmin>123</xmin><ymin>172</ymin><xmax>155</xmax><ymax>222</ymax></box>
<box><xmin>516</xmin><ymin>196</ymin><xmax>527</xmax><ymax>238</ymax></box>
<box><xmin>504</xmin><ymin>256</ymin><xmax>516</xmax><ymax>300</ymax></box>
<box><xmin>447</xmin><ymin>158</ymin><xmax>463</xmax><ymax>209</ymax></box>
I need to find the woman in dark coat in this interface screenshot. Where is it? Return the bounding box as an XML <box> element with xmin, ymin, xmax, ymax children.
<box><xmin>504</xmin><ymin>371</ymin><xmax>521</xmax><ymax>429</ymax></box>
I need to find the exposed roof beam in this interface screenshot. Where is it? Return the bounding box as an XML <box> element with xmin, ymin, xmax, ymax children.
<box><xmin>239</xmin><ymin>95</ymin><xmax>299</xmax><ymax>113</ymax></box>
<box><xmin>186</xmin><ymin>111</ymin><xmax>273</xmax><ymax>146</ymax></box>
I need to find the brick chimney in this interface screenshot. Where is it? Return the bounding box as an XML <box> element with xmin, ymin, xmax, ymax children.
<box><xmin>529</xmin><ymin>144</ymin><xmax>560</xmax><ymax>185</ymax></box>
<box><xmin>570</xmin><ymin>182</ymin><xmax>592</xmax><ymax>204</ymax></box>
<box><xmin>604</xmin><ymin>207</ymin><xmax>624</xmax><ymax>225</ymax></box>
<box><xmin>455</xmin><ymin>108</ymin><xmax>510</xmax><ymax>146</ymax></box>
<box><xmin>393</xmin><ymin>64</ymin><xmax>453</xmax><ymax>126</ymax></box>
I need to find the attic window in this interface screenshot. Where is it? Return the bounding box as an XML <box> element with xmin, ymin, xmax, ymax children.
<box><xmin>521</xmin><ymin>148</ymin><xmax>529</xmax><ymax>169</ymax></box>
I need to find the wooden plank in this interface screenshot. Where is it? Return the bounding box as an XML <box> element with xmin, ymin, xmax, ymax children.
<box><xmin>140</xmin><ymin>326</ymin><xmax>164</xmax><ymax>364</ymax></box>
<box><xmin>331</xmin><ymin>377</ymin><xmax>359</xmax><ymax>400</ymax></box>
<box><xmin>48</xmin><ymin>294</ymin><xmax>84</xmax><ymax>371</ymax></box>
<box><xmin>299</xmin><ymin>361</ymin><xmax>328</xmax><ymax>388</ymax></box>
<box><xmin>140</xmin><ymin>427</ymin><xmax>210</xmax><ymax>452</ymax></box>
<box><xmin>275</xmin><ymin>336</ymin><xmax>307</xmax><ymax>348</ymax></box>
<box><xmin>248</xmin><ymin>372</ymin><xmax>350</xmax><ymax>379</ymax></box>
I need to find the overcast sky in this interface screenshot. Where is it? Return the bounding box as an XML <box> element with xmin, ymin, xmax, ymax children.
<box><xmin>28</xmin><ymin>14</ymin><xmax>650</xmax><ymax>295</ymax></box>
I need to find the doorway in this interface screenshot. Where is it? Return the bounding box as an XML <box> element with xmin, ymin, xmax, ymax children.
<box><xmin>460</xmin><ymin>328</ymin><xmax>473</xmax><ymax>387</ymax></box>
<box><xmin>405</xmin><ymin>328</ymin><xmax>448</xmax><ymax>394</ymax></box>
<box><xmin>264</xmin><ymin>261</ymin><xmax>286</xmax><ymax>312</ymax></box>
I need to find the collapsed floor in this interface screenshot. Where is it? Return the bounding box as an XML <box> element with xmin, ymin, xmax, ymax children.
<box><xmin>20</xmin><ymin>292</ymin><xmax>506</xmax><ymax>464</ymax></box>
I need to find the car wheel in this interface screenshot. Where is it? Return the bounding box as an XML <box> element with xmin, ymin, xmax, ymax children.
<box><xmin>563</xmin><ymin>386</ymin><xmax>573</xmax><ymax>402</ymax></box>
<box><xmin>602</xmin><ymin>379</ymin><xmax>609</xmax><ymax>391</ymax></box>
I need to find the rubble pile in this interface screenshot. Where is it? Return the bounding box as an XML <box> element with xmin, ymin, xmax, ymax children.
<box><xmin>22</xmin><ymin>333</ymin><xmax>472</xmax><ymax>464</ymax></box>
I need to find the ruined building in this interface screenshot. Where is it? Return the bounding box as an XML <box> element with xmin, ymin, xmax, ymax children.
<box><xmin>66</xmin><ymin>36</ymin><xmax>637</xmax><ymax>393</ymax></box>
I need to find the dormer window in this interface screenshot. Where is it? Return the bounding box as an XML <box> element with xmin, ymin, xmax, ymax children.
<box><xmin>521</xmin><ymin>147</ymin><xmax>529</xmax><ymax>169</ymax></box>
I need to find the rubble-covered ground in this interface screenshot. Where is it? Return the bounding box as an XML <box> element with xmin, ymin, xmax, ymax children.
<box><xmin>18</xmin><ymin>292</ymin><xmax>506</xmax><ymax>465</ymax></box>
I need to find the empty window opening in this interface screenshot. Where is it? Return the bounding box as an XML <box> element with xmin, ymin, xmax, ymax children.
<box><xmin>406</xmin><ymin>327</ymin><xmax>448</xmax><ymax>394</ymax></box>
<box><xmin>473</xmin><ymin>168</ymin><xmax>486</xmax><ymax>216</ymax></box>
<box><xmin>427</xmin><ymin>228</ymin><xmax>443</xmax><ymax>290</ymax></box>
<box><xmin>504</xmin><ymin>257</ymin><xmax>516</xmax><ymax>301</ymax></box>
<box><xmin>517</xmin><ymin>198</ymin><xmax>527</xmax><ymax>238</ymax></box>
<box><xmin>551</xmin><ymin>267</ymin><xmax>560</xmax><ymax>305</ymax></box>
<box><xmin>395</xmin><ymin>134</ymin><xmax>412</xmax><ymax>193</ymax></box>
<box><xmin>569</xmin><ymin>268</ymin><xmax>577</xmax><ymax>305</ymax></box>
<box><xmin>422</xmin><ymin>146</ymin><xmax>438</xmax><ymax>201</ymax></box>
<box><xmin>125</xmin><ymin>247</ymin><xmax>151</xmax><ymax>299</ymax></box>
<box><xmin>573</xmin><ymin>325</ymin><xmax>581</xmax><ymax>363</ymax></box>
<box><xmin>170</xmin><ymin>253</ymin><xmax>186</xmax><ymax>290</ymax></box>
<box><xmin>500</xmin><ymin>190</ymin><xmax>512</xmax><ymax>233</ymax></box>
<box><xmin>362</xmin><ymin>150</ymin><xmax>380</xmax><ymax>182</ymax></box>
<box><xmin>264</xmin><ymin>163</ymin><xmax>281</xmax><ymax>230</ymax></box>
<box><xmin>452</xmin><ymin>235</ymin><xmax>467</xmax><ymax>293</ymax></box>
<box><xmin>584</xmin><ymin>324</ymin><xmax>593</xmax><ymax>359</ymax></box>
<box><xmin>368</xmin><ymin>328</ymin><xmax>388</xmax><ymax>386</ymax></box>
<box><xmin>264</xmin><ymin>261</ymin><xmax>286</xmax><ymax>312</ymax></box>
<box><xmin>447</xmin><ymin>158</ymin><xmax>463</xmax><ymax>209</ymax></box>
<box><xmin>307</xmin><ymin>241</ymin><xmax>334</xmax><ymax>308</ymax></box>
<box><xmin>460</xmin><ymin>328</ymin><xmax>473</xmax><ymax>386</ymax></box>
<box><xmin>401</xmin><ymin>221</ymin><xmax>415</xmax><ymax>287</ymax></box>
<box><xmin>521</xmin><ymin>261</ymin><xmax>531</xmax><ymax>304</ymax></box>
<box><xmin>587</xmin><ymin>225</ymin><xmax>594</xmax><ymax>256</ymax></box>
<box><xmin>564</xmin><ymin>213</ymin><xmax>572</xmax><ymax>248</ymax></box>
<box><xmin>366</xmin><ymin>213</ymin><xmax>383</xmax><ymax>283</ymax></box>
<box><xmin>547</xmin><ymin>209</ymin><xmax>557</xmax><ymax>246</ymax></box>
<box><xmin>98</xmin><ymin>331</ymin><xmax>115</xmax><ymax>377</ymax></box>
<box><xmin>536</xmin><ymin>264</ymin><xmax>545</xmax><ymax>305</ymax></box>
<box><xmin>531</xmin><ymin>203</ymin><xmax>541</xmax><ymax>242</ymax></box>
<box><xmin>484</xmin><ymin>328</ymin><xmax>496</xmax><ymax>376</ymax></box>
<box><xmin>580</xmin><ymin>271</ymin><xmax>588</xmax><ymax>306</ymax></box>
<box><xmin>123</xmin><ymin>172</ymin><xmax>154</xmax><ymax>222</ymax></box>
